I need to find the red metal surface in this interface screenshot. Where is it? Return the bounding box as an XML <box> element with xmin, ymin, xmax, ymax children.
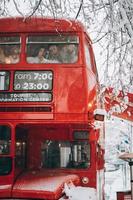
<box><xmin>12</xmin><ymin>170</ymin><xmax>80</xmax><ymax>199</ymax></box>
<box><xmin>0</xmin><ymin>184</ymin><xmax>12</xmax><ymax>198</ymax></box>
<box><xmin>0</xmin><ymin>171</ymin><xmax>14</xmax><ymax>198</ymax></box>
<box><xmin>117</xmin><ymin>191</ymin><xmax>131</xmax><ymax>200</ymax></box>
<box><xmin>0</xmin><ymin>17</ymin><xmax>86</xmax><ymax>33</ymax></box>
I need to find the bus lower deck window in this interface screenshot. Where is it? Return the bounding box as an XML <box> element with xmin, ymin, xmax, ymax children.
<box><xmin>0</xmin><ymin>125</ymin><xmax>11</xmax><ymax>155</ymax></box>
<box><xmin>41</xmin><ymin>140</ymin><xmax>90</xmax><ymax>169</ymax></box>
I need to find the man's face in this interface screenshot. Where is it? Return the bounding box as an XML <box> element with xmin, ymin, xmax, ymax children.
<box><xmin>49</xmin><ymin>45</ymin><xmax>58</xmax><ymax>55</ymax></box>
<box><xmin>67</xmin><ymin>44</ymin><xmax>75</xmax><ymax>53</ymax></box>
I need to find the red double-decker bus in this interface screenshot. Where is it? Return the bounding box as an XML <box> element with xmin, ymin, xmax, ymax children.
<box><xmin>0</xmin><ymin>17</ymin><xmax>104</xmax><ymax>200</ymax></box>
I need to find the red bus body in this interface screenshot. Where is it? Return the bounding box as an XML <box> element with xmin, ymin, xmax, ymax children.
<box><xmin>117</xmin><ymin>191</ymin><xmax>131</xmax><ymax>200</ymax></box>
<box><xmin>0</xmin><ymin>17</ymin><xmax>104</xmax><ymax>199</ymax></box>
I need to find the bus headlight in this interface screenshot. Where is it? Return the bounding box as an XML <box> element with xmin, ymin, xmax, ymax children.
<box><xmin>82</xmin><ymin>177</ymin><xmax>89</xmax><ymax>184</ymax></box>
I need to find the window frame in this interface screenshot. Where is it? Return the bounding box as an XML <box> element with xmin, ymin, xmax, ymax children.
<box><xmin>26</xmin><ymin>33</ymin><xmax>80</xmax><ymax>64</ymax></box>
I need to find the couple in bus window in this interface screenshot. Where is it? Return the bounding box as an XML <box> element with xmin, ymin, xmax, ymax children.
<box><xmin>27</xmin><ymin>44</ymin><xmax>78</xmax><ymax>64</ymax></box>
<box><xmin>27</xmin><ymin>45</ymin><xmax>60</xmax><ymax>64</ymax></box>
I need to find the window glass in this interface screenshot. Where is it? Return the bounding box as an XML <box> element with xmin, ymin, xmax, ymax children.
<box><xmin>15</xmin><ymin>127</ymin><xmax>27</xmax><ymax>169</ymax></box>
<box><xmin>84</xmin><ymin>43</ymin><xmax>92</xmax><ymax>69</ymax></box>
<box><xmin>0</xmin><ymin>125</ymin><xmax>11</xmax><ymax>155</ymax></box>
<box><xmin>0</xmin><ymin>36</ymin><xmax>21</xmax><ymax>64</ymax></box>
<box><xmin>41</xmin><ymin>140</ymin><xmax>90</xmax><ymax>169</ymax></box>
<box><xmin>0</xmin><ymin>157</ymin><xmax>12</xmax><ymax>175</ymax></box>
<box><xmin>85</xmin><ymin>42</ymin><xmax>99</xmax><ymax>79</ymax></box>
<box><xmin>15</xmin><ymin>141</ymin><xmax>26</xmax><ymax>168</ymax></box>
<box><xmin>0</xmin><ymin>71</ymin><xmax>10</xmax><ymax>90</ymax></box>
<box><xmin>26</xmin><ymin>35</ymin><xmax>79</xmax><ymax>64</ymax></box>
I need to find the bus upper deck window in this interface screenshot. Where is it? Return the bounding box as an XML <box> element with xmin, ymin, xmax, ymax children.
<box><xmin>0</xmin><ymin>125</ymin><xmax>11</xmax><ymax>155</ymax></box>
<box><xmin>0</xmin><ymin>36</ymin><xmax>21</xmax><ymax>64</ymax></box>
<box><xmin>0</xmin><ymin>71</ymin><xmax>10</xmax><ymax>90</ymax></box>
<box><xmin>26</xmin><ymin>35</ymin><xmax>79</xmax><ymax>64</ymax></box>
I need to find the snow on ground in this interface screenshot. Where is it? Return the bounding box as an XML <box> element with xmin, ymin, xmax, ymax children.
<box><xmin>105</xmin><ymin>116</ymin><xmax>132</xmax><ymax>200</ymax></box>
<box><xmin>64</xmin><ymin>182</ymin><xmax>97</xmax><ymax>200</ymax></box>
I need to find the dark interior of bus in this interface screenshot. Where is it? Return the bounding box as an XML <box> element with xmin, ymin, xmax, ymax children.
<box><xmin>15</xmin><ymin>124</ymin><xmax>90</xmax><ymax>171</ymax></box>
<box><xmin>0</xmin><ymin>124</ymin><xmax>90</xmax><ymax>177</ymax></box>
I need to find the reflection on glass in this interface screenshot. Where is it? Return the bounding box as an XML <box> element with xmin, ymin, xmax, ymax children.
<box><xmin>0</xmin><ymin>125</ymin><xmax>11</xmax><ymax>155</ymax></box>
<box><xmin>0</xmin><ymin>71</ymin><xmax>10</xmax><ymax>90</ymax></box>
<box><xmin>15</xmin><ymin>141</ymin><xmax>26</xmax><ymax>168</ymax></box>
<box><xmin>0</xmin><ymin>36</ymin><xmax>21</xmax><ymax>64</ymax></box>
<box><xmin>26</xmin><ymin>35</ymin><xmax>79</xmax><ymax>64</ymax></box>
<box><xmin>15</xmin><ymin>128</ymin><xmax>27</xmax><ymax>169</ymax></box>
<box><xmin>41</xmin><ymin>140</ymin><xmax>90</xmax><ymax>169</ymax></box>
<box><xmin>0</xmin><ymin>157</ymin><xmax>12</xmax><ymax>175</ymax></box>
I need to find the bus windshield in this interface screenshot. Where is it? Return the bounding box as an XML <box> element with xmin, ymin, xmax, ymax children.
<box><xmin>26</xmin><ymin>35</ymin><xmax>79</xmax><ymax>64</ymax></box>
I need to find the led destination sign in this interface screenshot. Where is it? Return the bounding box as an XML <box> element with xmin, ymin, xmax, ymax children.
<box><xmin>0</xmin><ymin>93</ymin><xmax>52</xmax><ymax>102</ymax></box>
<box><xmin>14</xmin><ymin>71</ymin><xmax>53</xmax><ymax>91</ymax></box>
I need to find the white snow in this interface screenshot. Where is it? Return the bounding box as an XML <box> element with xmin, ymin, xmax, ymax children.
<box><xmin>64</xmin><ymin>182</ymin><xmax>97</xmax><ymax>200</ymax></box>
<box><xmin>105</xmin><ymin>116</ymin><xmax>132</xmax><ymax>200</ymax></box>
